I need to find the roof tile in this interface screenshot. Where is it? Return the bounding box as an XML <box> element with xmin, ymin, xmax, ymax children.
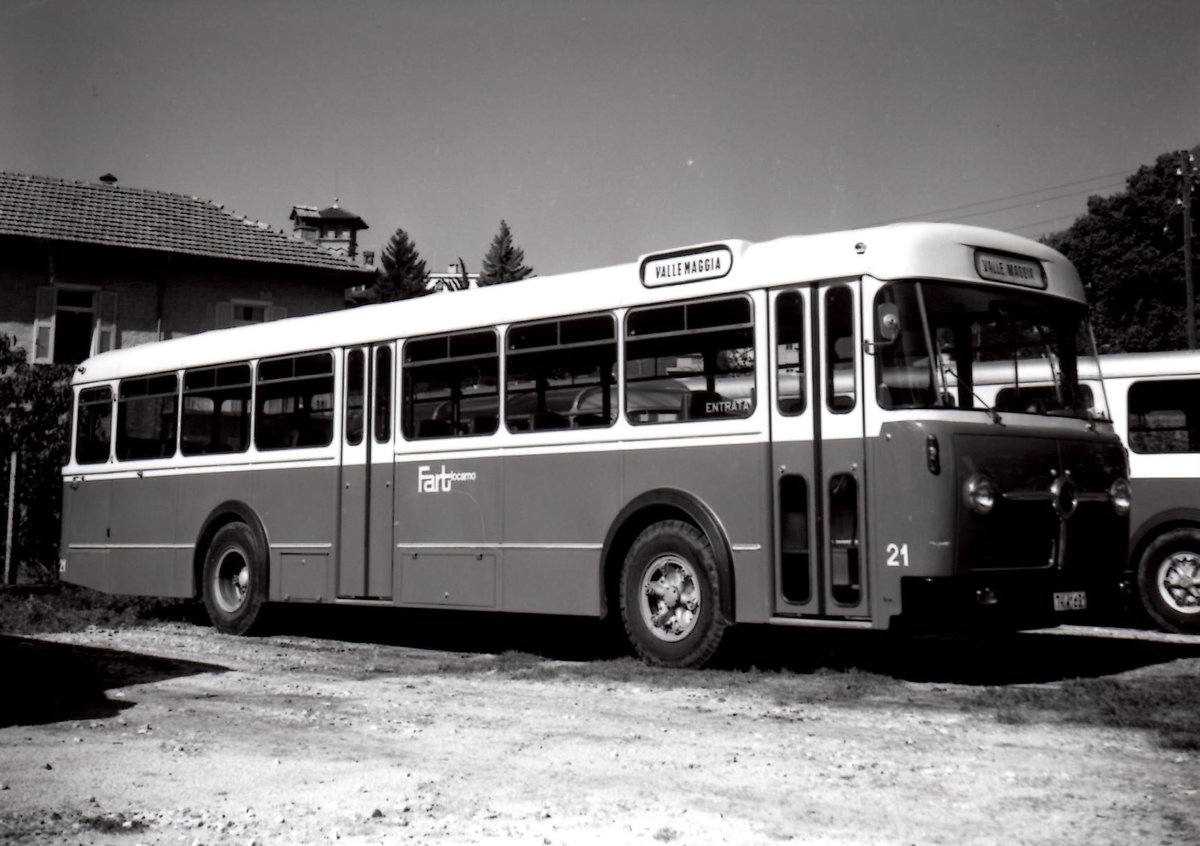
<box><xmin>0</xmin><ymin>172</ymin><xmax>373</xmax><ymax>274</ymax></box>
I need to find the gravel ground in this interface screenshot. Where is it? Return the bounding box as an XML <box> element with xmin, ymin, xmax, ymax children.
<box><xmin>1</xmin><ymin>612</ymin><xmax>1198</xmax><ymax>845</ymax></box>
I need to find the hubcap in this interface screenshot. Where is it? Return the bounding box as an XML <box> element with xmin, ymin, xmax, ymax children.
<box><xmin>215</xmin><ymin>549</ymin><xmax>249</xmax><ymax>614</ymax></box>
<box><xmin>1158</xmin><ymin>552</ymin><xmax>1200</xmax><ymax>615</ymax></box>
<box><xmin>639</xmin><ymin>553</ymin><xmax>701</xmax><ymax>642</ymax></box>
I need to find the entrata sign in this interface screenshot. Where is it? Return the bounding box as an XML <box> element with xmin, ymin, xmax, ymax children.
<box><xmin>640</xmin><ymin>244</ymin><xmax>733</xmax><ymax>287</ymax></box>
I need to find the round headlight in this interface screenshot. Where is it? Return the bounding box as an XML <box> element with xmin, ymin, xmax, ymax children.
<box><xmin>965</xmin><ymin>474</ymin><xmax>997</xmax><ymax>516</ymax></box>
<box><xmin>1109</xmin><ymin>477</ymin><xmax>1132</xmax><ymax>516</ymax></box>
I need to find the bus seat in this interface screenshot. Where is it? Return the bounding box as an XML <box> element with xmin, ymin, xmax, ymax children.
<box><xmin>573</xmin><ymin>413</ymin><xmax>606</xmax><ymax>428</ymax></box>
<box><xmin>417</xmin><ymin>419</ymin><xmax>454</xmax><ymax>438</ymax></box>
<box><xmin>472</xmin><ymin>414</ymin><xmax>497</xmax><ymax>434</ymax></box>
<box><xmin>533</xmin><ymin>411</ymin><xmax>569</xmax><ymax>430</ymax></box>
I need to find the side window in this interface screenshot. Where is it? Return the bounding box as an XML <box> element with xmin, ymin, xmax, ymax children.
<box><xmin>255</xmin><ymin>352</ymin><xmax>335</xmax><ymax>450</ymax></box>
<box><xmin>75</xmin><ymin>386</ymin><xmax>113</xmax><ymax>465</ymax></box>
<box><xmin>625</xmin><ymin>295</ymin><xmax>755</xmax><ymax>424</ymax></box>
<box><xmin>775</xmin><ymin>290</ymin><xmax>806</xmax><ymax>415</ymax></box>
<box><xmin>181</xmin><ymin>364</ymin><xmax>252</xmax><ymax>455</ymax></box>
<box><xmin>116</xmin><ymin>373</ymin><xmax>179</xmax><ymax>461</ymax></box>
<box><xmin>403</xmin><ymin>330</ymin><xmax>499</xmax><ymax>439</ymax></box>
<box><xmin>373</xmin><ymin>346</ymin><xmax>393</xmax><ymax>444</ymax></box>
<box><xmin>825</xmin><ymin>286</ymin><xmax>856</xmax><ymax>413</ymax></box>
<box><xmin>345</xmin><ymin>349</ymin><xmax>365</xmax><ymax>446</ymax></box>
<box><xmin>506</xmin><ymin>313</ymin><xmax>616</xmax><ymax>432</ymax></box>
<box><xmin>1128</xmin><ymin>379</ymin><xmax>1200</xmax><ymax>454</ymax></box>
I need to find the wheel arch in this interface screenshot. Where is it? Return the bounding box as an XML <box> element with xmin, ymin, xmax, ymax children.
<box><xmin>193</xmin><ymin>501</ymin><xmax>270</xmax><ymax>599</ymax></box>
<box><xmin>600</xmin><ymin>488</ymin><xmax>734</xmax><ymax>623</ymax></box>
<box><xmin>1130</xmin><ymin>507</ymin><xmax>1200</xmax><ymax>572</ymax></box>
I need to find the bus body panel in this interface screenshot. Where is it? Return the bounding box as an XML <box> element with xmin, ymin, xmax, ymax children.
<box><xmin>1128</xmin><ymin>480</ymin><xmax>1200</xmax><ymax>556</ymax></box>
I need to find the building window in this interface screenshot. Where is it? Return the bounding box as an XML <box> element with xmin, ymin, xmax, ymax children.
<box><xmin>33</xmin><ymin>286</ymin><xmax>117</xmax><ymax>365</ymax></box>
<box><xmin>215</xmin><ymin>300</ymin><xmax>287</xmax><ymax>329</ymax></box>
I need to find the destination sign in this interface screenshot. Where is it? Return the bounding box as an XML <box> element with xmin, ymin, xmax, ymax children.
<box><xmin>974</xmin><ymin>250</ymin><xmax>1046</xmax><ymax>289</ymax></box>
<box><xmin>640</xmin><ymin>245</ymin><xmax>733</xmax><ymax>287</ymax></box>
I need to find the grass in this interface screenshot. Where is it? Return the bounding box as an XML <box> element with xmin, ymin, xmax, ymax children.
<box><xmin>973</xmin><ymin>674</ymin><xmax>1200</xmax><ymax>751</ymax></box>
<box><xmin>0</xmin><ymin>582</ymin><xmax>194</xmax><ymax>634</ymax></box>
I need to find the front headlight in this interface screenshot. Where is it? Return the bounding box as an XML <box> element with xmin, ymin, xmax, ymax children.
<box><xmin>964</xmin><ymin>473</ymin><xmax>997</xmax><ymax>516</ymax></box>
<box><xmin>1109</xmin><ymin>477</ymin><xmax>1132</xmax><ymax>516</ymax></box>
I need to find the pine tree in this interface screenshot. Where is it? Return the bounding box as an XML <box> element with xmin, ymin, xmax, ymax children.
<box><xmin>478</xmin><ymin>220</ymin><xmax>533</xmax><ymax>286</ymax></box>
<box><xmin>372</xmin><ymin>227</ymin><xmax>429</xmax><ymax>302</ymax></box>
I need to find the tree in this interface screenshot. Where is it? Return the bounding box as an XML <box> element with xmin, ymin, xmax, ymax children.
<box><xmin>478</xmin><ymin>220</ymin><xmax>533</xmax><ymax>286</ymax></box>
<box><xmin>372</xmin><ymin>227</ymin><xmax>429</xmax><ymax>302</ymax></box>
<box><xmin>1043</xmin><ymin>147</ymin><xmax>1199</xmax><ymax>353</ymax></box>
<box><xmin>0</xmin><ymin>335</ymin><xmax>72</xmax><ymax>580</ymax></box>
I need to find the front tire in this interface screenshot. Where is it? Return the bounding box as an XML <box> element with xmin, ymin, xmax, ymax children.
<box><xmin>202</xmin><ymin>522</ymin><xmax>267</xmax><ymax>635</ymax></box>
<box><xmin>620</xmin><ymin>520</ymin><xmax>728</xmax><ymax>668</ymax></box>
<box><xmin>1137</xmin><ymin>528</ymin><xmax>1200</xmax><ymax>635</ymax></box>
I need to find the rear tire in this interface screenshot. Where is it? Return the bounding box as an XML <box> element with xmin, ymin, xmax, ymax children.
<box><xmin>202</xmin><ymin>522</ymin><xmax>267</xmax><ymax>635</ymax></box>
<box><xmin>1136</xmin><ymin>528</ymin><xmax>1200</xmax><ymax>635</ymax></box>
<box><xmin>620</xmin><ymin>520</ymin><xmax>728</xmax><ymax>668</ymax></box>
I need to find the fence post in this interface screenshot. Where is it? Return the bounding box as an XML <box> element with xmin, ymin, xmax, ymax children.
<box><xmin>4</xmin><ymin>450</ymin><xmax>15</xmax><ymax>585</ymax></box>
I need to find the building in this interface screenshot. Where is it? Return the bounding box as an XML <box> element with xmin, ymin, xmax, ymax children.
<box><xmin>289</xmin><ymin>202</ymin><xmax>369</xmax><ymax>260</ymax></box>
<box><xmin>0</xmin><ymin>172</ymin><xmax>375</xmax><ymax>364</ymax></box>
<box><xmin>426</xmin><ymin>260</ymin><xmax>480</xmax><ymax>293</ymax></box>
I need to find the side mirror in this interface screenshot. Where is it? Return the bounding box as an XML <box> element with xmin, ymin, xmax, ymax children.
<box><xmin>878</xmin><ymin>304</ymin><xmax>901</xmax><ymax>342</ymax></box>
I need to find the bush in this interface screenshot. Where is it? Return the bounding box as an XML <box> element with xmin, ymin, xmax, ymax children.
<box><xmin>0</xmin><ymin>335</ymin><xmax>72</xmax><ymax>582</ymax></box>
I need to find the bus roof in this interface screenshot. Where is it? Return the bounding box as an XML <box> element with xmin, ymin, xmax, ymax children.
<box><xmin>73</xmin><ymin>222</ymin><xmax>1083</xmax><ymax>385</ymax></box>
<box><xmin>1097</xmin><ymin>349</ymin><xmax>1200</xmax><ymax>380</ymax></box>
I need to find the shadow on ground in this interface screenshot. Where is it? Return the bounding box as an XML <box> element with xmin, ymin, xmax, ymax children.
<box><xmin>0</xmin><ymin>635</ymin><xmax>225</xmax><ymax>728</ymax></box>
<box><xmin>255</xmin><ymin>603</ymin><xmax>1200</xmax><ymax>686</ymax></box>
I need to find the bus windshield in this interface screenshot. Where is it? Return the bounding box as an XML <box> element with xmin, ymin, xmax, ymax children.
<box><xmin>873</xmin><ymin>280</ymin><xmax>1103</xmax><ymax>420</ymax></box>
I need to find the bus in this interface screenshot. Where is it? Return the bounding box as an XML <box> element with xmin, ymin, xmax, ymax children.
<box><xmin>59</xmin><ymin>223</ymin><xmax>1132</xmax><ymax>667</ymax></box>
<box><xmin>970</xmin><ymin>351</ymin><xmax>1200</xmax><ymax>635</ymax></box>
<box><xmin>1086</xmin><ymin>351</ymin><xmax>1200</xmax><ymax>634</ymax></box>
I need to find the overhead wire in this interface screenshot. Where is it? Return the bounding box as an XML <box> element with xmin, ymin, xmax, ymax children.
<box><xmin>866</xmin><ymin>166</ymin><xmax>1138</xmax><ymax>230</ymax></box>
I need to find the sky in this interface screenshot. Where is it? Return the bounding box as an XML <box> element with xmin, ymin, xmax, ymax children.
<box><xmin>2</xmin><ymin>0</ymin><xmax>1199</xmax><ymax>276</ymax></box>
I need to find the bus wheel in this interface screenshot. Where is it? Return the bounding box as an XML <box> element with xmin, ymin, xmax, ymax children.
<box><xmin>1137</xmin><ymin>529</ymin><xmax>1200</xmax><ymax>635</ymax></box>
<box><xmin>620</xmin><ymin>520</ymin><xmax>727</xmax><ymax>668</ymax></box>
<box><xmin>202</xmin><ymin>523</ymin><xmax>266</xmax><ymax>635</ymax></box>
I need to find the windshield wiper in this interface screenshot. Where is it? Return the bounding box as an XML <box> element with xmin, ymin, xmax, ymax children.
<box><xmin>945</xmin><ymin>367</ymin><xmax>1004</xmax><ymax>426</ymax></box>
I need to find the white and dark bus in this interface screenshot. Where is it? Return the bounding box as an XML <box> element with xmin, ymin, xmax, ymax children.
<box><xmin>971</xmin><ymin>351</ymin><xmax>1200</xmax><ymax>635</ymax></box>
<box><xmin>59</xmin><ymin>223</ymin><xmax>1131</xmax><ymax>667</ymax></box>
<box><xmin>1086</xmin><ymin>351</ymin><xmax>1200</xmax><ymax>634</ymax></box>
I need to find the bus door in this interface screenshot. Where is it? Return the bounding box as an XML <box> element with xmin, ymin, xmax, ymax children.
<box><xmin>770</xmin><ymin>283</ymin><xmax>869</xmax><ymax>619</ymax></box>
<box><xmin>337</xmin><ymin>344</ymin><xmax>396</xmax><ymax>598</ymax></box>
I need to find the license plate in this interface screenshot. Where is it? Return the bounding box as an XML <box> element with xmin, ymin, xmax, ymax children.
<box><xmin>1053</xmin><ymin>591</ymin><xmax>1087</xmax><ymax>612</ymax></box>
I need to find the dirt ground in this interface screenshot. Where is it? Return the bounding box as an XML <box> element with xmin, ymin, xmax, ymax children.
<box><xmin>1</xmin><ymin>608</ymin><xmax>1198</xmax><ymax>846</ymax></box>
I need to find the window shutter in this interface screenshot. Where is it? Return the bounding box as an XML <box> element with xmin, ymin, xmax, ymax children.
<box><xmin>266</xmin><ymin>305</ymin><xmax>288</xmax><ymax>321</ymax></box>
<box><xmin>35</xmin><ymin>286</ymin><xmax>56</xmax><ymax>319</ymax></box>
<box><xmin>215</xmin><ymin>302</ymin><xmax>233</xmax><ymax>329</ymax></box>
<box><xmin>94</xmin><ymin>291</ymin><xmax>118</xmax><ymax>353</ymax></box>
<box><xmin>33</xmin><ymin>286</ymin><xmax>56</xmax><ymax>363</ymax></box>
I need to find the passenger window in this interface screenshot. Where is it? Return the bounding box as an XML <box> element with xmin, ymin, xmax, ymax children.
<box><xmin>180</xmin><ymin>364</ymin><xmax>251</xmax><ymax>456</ymax></box>
<box><xmin>345</xmin><ymin>349</ymin><xmax>365</xmax><ymax>446</ymax></box>
<box><xmin>116</xmin><ymin>373</ymin><xmax>179</xmax><ymax>461</ymax></box>
<box><xmin>625</xmin><ymin>295</ymin><xmax>755</xmax><ymax>424</ymax></box>
<box><xmin>825</xmin><ymin>287</ymin><xmax>856</xmax><ymax>413</ymax></box>
<box><xmin>506</xmin><ymin>313</ymin><xmax>616</xmax><ymax>432</ymax></box>
<box><xmin>75</xmin><ymin>386</ymin><xmax>113</xmax><ymax>465</ymax></box>
<box><xmin>255</xmin><ymin>352</ymin><xmax>335</xmax><ymax>450</ymax></box>
<box><xmin>403</xmin><ymin>330</ymin><xmax>499</xmax><ymax>439</ymax></box>
<box><xmin>374</xmin><ymin>346</ymin><xmax>393</xmax><ymax>443</ymax></box>
<box><xmin>1128</xmin><ymin>379</ymin><xmax>1200</xmax><ymax>453</ymax></box>
<box><xmin>775</xmin><ymin>290</ymin><xmax>806</xmax><ymax>415</ymax></box>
